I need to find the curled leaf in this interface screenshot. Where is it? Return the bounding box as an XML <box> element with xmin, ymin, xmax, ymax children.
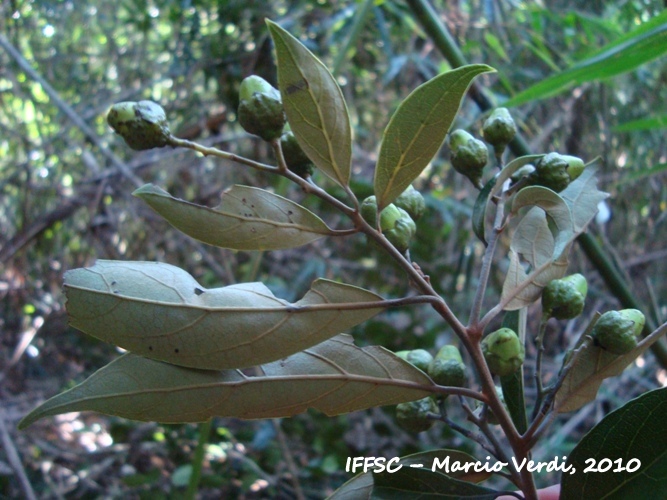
<box><xmin>64</xmin><ymin>261</ymin><xmax>384</xmax><ymax>370</ymax></box>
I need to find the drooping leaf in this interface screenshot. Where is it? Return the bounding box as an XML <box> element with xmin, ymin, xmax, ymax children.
<box><xmin>64</xmin><ymin>261</ymin><xmax>384</xmax><ymax>370</ymax></box>
<box><xmin>555</xmin><ymin>322</ymin><xmax>667</xmax><ymax>413</ymax></box>
<box><xmin>17</xmin><ymin>335</ymin><xmax>434</xmax><ymax>429</ymax></box>
<box><xmin>133</xmin><ymin>184</ymin><xmax>334</xmax><ymax>251</ymax></box>
<box><xmin>329</xmin><ymin>449</ymin><xmax>493</xmax><ymax>498</ymax></box>
<box><xmin>372</xmin><ymin>466</ymin><xmax>498</xmax><ymax>499</ymax></box>
<box><xmin>374</xmin><ymin>64</ymin><xmax>495</xmax><ymax>210</ymax></box>
<box><xmin>267</xmin><ymin>20</ymin><xmax>352</xmax><ymax>187</ymax></box>
<box><xmin>561</xmin><ymin>387</ymin><xmax>667</xmax><ymax>499</ymax></box>
<box><xmin>505</xmin><ymin>13</ymin><xmax>667</xmax><ymax>107</ymax></box>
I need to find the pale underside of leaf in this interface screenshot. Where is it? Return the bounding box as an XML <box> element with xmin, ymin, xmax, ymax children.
<box><xmin>267</xmin><ymin>20</ymin><xmax>352</xmax><ymax>186</ymax></box>
<box><xmin>555</xmin><ymin>322</ymin><xmax>667</xmax><ymax>413</ymax></box>
<box><xmin>18</xmin><ymin>335</ymin><xmax>434</xmax><ymax>428</ymax></box>
<box><xmin>501</xmin><ymin>168</ymin><xmax>607</xmax><ymax>310</ymax></box>
<box><xmin>64</xmin><ymin>261</ymin><xmax>384</xmax><ymax>370</ymax></box>
<box><xmin>133</xmin><ymin>184</ymin><xmax>334</xmax><ymax>251</ymax></box>
<box><xmin>374</xmin><ymin>64</ymin><xmax>495</xmax><ymax>210</ymax></box>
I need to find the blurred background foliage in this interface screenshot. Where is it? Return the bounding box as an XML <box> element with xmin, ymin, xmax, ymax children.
<box><xmin>1</xmin><ymin>0</ymin><xmax>666</xmax><ymax>497</ymax></box>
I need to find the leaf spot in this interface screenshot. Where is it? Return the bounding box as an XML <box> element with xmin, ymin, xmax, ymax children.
<box><xmin>194</xmin><ymin>288</ymin><xmax>205</xmax><ymax>296</ymax></box>
<box><xmin>286</xmin><ymin>79</ymin><xmax>308</xmax><ymax>95</ymax></box>
<box><xmin>174</xmin><ymin>348</ymin><xmax>180</xmax><ymax>354</ymax></box>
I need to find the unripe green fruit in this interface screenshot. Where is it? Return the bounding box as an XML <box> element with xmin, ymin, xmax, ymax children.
<box><xmin>395</xmin><ymin>349</ymin><xmax>433</xmax><ymax>373</ymax></box>
<box><xmin>396</xmin><ymin>397</ymin><xmax>438</xmax><ymax>433</ymax></box>
<box><xmin>482</xmin><ymin>328</ymin><xmax>525</xmax><ymax>377</ymax></box>
<box><xmin>361</xmin><ymin>197</ymin><xmax>416</xmax><ymax>252</ymax></box>
<box><xmin>280</xmin><ymin>131</ymin><xmax>314</xmax><ymax>178</ymax></box>
<box><xmin>542</xmin><ymin>274</ymin><xmax>588</xmax><ymax>320</ymax></box>
<box><xmin>107</xmin><ymin>100</ymin><xmax>171</xmax><ymax>150</ymax></box>
<box><xmin>428</xmin><ymin>345</ymin><xmax>466</xmax><ymax>387</ymax></box>
<box><xmin>385</xmin><ymin>209</ymin><xmax>416</xmax><ymax>253</ymax></box>
<box><xmin>238</xmin><ymin>76</ymin><xmax>285</xmax><ymax>141</ymax></box>
<box><xmin>483</xmin><ymin>108</ymin><xmax>517</xmax><ymax>151</ymax></box>
<box><xmin>562</xmin><ymin>155</ymin><xmax>586</xmax><ymax>180</ymax></box>
<box><xmin>394</xmin><ymin>185</ymin><xmax>426</xmax><ymax>221</ymax></box>
<box><xmin>592</xmin><ymin>309</ymin><xmax>645</xmax><ymax>355</ymax></box>
<box><xmin>449</xmin><ymin>129</ymin><xmax>488</xmax><ymax>188</ymax></box>
<box><xmin>527</xmin><ymin>152</ymin><xmax>571</xmax><ymax>192</ymax></box>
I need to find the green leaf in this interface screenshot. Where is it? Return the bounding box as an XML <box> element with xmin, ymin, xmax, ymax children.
<box><xmin>374</xmin><ymin>64</ymin><xmax>495</xmax><ymax>211</ymax></box>
<box><xmin>372</xmin><ymin>466</ymin><xmax>498</xmax><ymax>499</ymax></box>
<box><xmin>133</xmin><ymin>184</ymin><xmax>334</xmax><ymax>251</ymax></box>
<box><xmin>267</xmin><ymin>20</ymin><xmax>352</xmax><ymax>187</ymax></box>
<box><xmin>612</xmin><ymin>115</ymin><xmax>667</xmax><ymax>133</ymax></box>
<box><xmin>472</xmin><ymin>175</ymin><xmax>497</xmax><ymax>246</ymax></box>
<box><xmin>561</xmin><ymin>387</ymin><xmax>667</xmax><ymax>499</ymax></box>
<box><xmin>18</xmin><ymin>335</ymin><xmax>434</xmax><ymax>429</ymax></box>
<box><xmin>64</xmin><ymin>260</ymin><xmax>384</xmax><ymax>370</ymax></box>
<box><xmin>329</xmin><ymin>449</ymin><xmax>493</xmax><ymax>498</ymax></box>
<box><xmin>555</xmin><ymin>322</ymin><xmax>667</xmax><ymax>413</ymax></box>
<box><xmin>559</xmin><ymin>167</ymin><xmax>609</xmax><ymax>232</ymax></box>
<box><xmin>505</xmin><ymin>15</ymin><xmax>667</xmax><ymax>107</ymax></box>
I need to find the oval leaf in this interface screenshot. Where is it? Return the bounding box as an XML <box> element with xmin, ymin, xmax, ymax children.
<box><xmin>374</xmin><ymin>64</ymin><xmax>495</xmax><ymax>210</ymax></box>
<box><xmin>561</xmin><ymin>387</ymin><xmax>667</xmax><ymax>499</ymax></box>
<box><xmin>64</xmin><ymin>261</ymin><xmax>384</xmax><ymax>370</ymax></box>
<box><xmin>18</xmin><ymin>335</ymin><xmax>434</xmax><ymax>428</ymax></box>
<box><xmin>134</xmin><ymin>184</ymin><xmax>334</xmax><ymax>250</ymax></box>
<box><xmin>267</xmin><ymin>20</ymin><xmax>352</xmax><ymax>187</ymax></box>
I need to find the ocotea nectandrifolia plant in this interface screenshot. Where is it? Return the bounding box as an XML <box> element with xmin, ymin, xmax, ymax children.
<box><xmin>20</xmin><ymin>20</ymin><xmax>667</xmax><ymax>500</ymax></box>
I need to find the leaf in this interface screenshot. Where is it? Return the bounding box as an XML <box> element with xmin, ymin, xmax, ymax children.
<box><xmin>374</xmin><ymin>64</ymin><xmax>495</xmax><ymax>210</ymax></box>
<box><xmin>555</xmin><ymin>322</ymin><xmax>667</xmax><ymax>413</ymax></box>
<box><xmin>472</xmin><ymin>175</ymin><xmax>497</xmax><ymax>246</ymax></box>
<box><xmin>612</xmin><ymin>114</ymin><xmax>667</xmax><ymax>133</ymax></box>
<box><xmin>561</xmin><ymin>387</ymin><xmax>667</xmax><ymax>499</ymax></box>
<box><xmin>64</xmin><ymin>260</ymin><xmax>384</xmax><ymax>370</ymax></box>
<box><xmin>17</xmin><ymin>335</ymin><xmax>435</xmax><ymax>429</ymax></box>
<box><xmin>558</xmin><ymin>167</ymin><xmax>609</xmax><ymax>232</ymax></box>
<box><xmin>267</xmin><ymin>20</ymin><xmax>352</xmax><ymax>187</ymax></box>
<box><xmin>501</xmin><ymin>168</ymin><xmax>607</xmax><ymax>310</ymax></box>
<box><xmin>501</xmin><ymin>210</ymin><xmax>569</xmax><ymax>310</ymax></box>
<box><xmin>372</xmin><ymin>466</ymin><xmax>498</xmax><ymax>499</ymax></box>
<box><xmin>504</xmin><ymin>13</ymin><xmax>667</xmax><ymax>107</ymax></box>
<box><xmin>133</xmin><ymin>184</ymin><xmax>334</xmax><ymax>251</ymax></box>
<box><xmin>511</xmin><ymin>186</ymin><xmax>574</xmax><ymax>259</ymax></box>
<box><xmin>329</xmin><ymin>449</ymin><xmax>493</xmax><ymax>498</ymax></box>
